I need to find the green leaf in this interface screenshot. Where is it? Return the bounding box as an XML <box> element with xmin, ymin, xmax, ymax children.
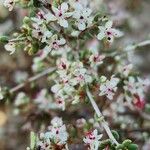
<box><xmin>0</xmin><ymin>36</ymin><xmax>9</xmax><ymax>43</ymax></box>
<box><xmin>94</xmin><ymin>13</ymin><xmax>101</xmax><ymax>22</ymax></box>
<box><xmin>30</xmin><ymin>131</ymin><xmax>36</xmax><ymax>149</ymax></box>
<box><xmin>23</xmin><ymin>17</ymin><xmax>31</xmax><ymax>24</ymax></box>
<box><xmin>116</xmin><ymin>144</ymin><xmax>124</xmax><ymax>150</ymax></box>
<box><xmin>32</xmin><ymin>0</ymin><xmax>41</xmax><ymax>7</ymax></box>
<box><xmin>111</xmin><ymin>130</ymin><xmax>120</xmax><ymax>140</ymax></box>
<box><xmin>99</xmin><ymin>139</ymin><xmax>111</xmax><ymax>149</ymax></box>
<box><xmin>28</xmin><ymin>42</ymin><xmax>39</xmax><ymax>55</ymax></box>
<box><xmin>127</xmin><ymin>144</ymin><xmax>138</xmax><ymax>150</ymax></box>
<box><xmin>122</xmin><ymin>139</ymin><xmax>132</xmax><ymax>147</ymax></box>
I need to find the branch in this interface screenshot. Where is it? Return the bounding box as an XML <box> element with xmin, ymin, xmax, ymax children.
<box><xmin>10</xmin><ymin>67</ymin><xmax>56</xmax><ymax>93</ymax></box>
<box><xmin>86</xmin><ymin>86</ymin><xmax>119</xmax><ymax>146</ymax></box>
<box><xmin>124</xmin><ymin>40</ymin><xmax>150</xmax><ymax>51</ymax></box>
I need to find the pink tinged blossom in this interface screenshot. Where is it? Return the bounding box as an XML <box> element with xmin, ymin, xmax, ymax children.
<box><xmin>46</xmin><ymin>3</ymin><xmax>73</xmax><ymax>28</ymax></box>
<box><xmin>57</xmin><ymin>58</ymin><xmax>70</xmax><ymax>70</ymax></box>
<box><xmin>56</xmin><ymin>97</ymin><xmax>66</xmax><ymax>111</ymax></box>
<box><xmin>89</xmin><ymin>53</ymin><xmax>105</xmax><ymax>67</ymax></box>
<box><xmin>32</xmin><ymin>24</ymin><xmax>52</xmax><ymax>43</ymax></box>
<box><xmin>133</xmin><ymin>95</ymin><xmax>145</xmax><ymax>110</ymax></box>
<box><xmin>73</xmin><ymin>7</ymin><xmax>93</xmax><ymax>31</ymax></box>
<box><xmin>99</xmin><ymin>76</ymin><xmax>120</xmax><ymax>100</ymax></box>
<box><xmin>97</xmin><ymin>20</ymin><xmax>123</xmax><ymax>43</ymax></box>
<box><xmin>83</xmin><ymin>129</ymin><xmax>102</xmax><ymax>150</ymax></box>
<box><xmin>47</xmin><ymin>117</ymin><xmax>69</xmax><ymax>145</ymax></box>
<box><xmin>44</xmin><ymin>35</ymin><xmax>66</xmax><ymax>53</ymax></box>
<box><xmin>31</xmin><ymin>11</ymin><xmax>46</xmax><ymax>25</ymax></box>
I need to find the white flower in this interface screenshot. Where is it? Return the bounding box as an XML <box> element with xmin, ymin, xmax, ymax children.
<box><xmin>14</xmin><ymin>92</ymin><xmax>29</xmax><ymax>107</ymax></box>
<box><xmin>69</xmin><ymin>0</ymin><xmax>87</xmax><ymax>9</ymax></box>
<box><xmin>57</xmin><ymin>58</ymin><xmax>70</xmax><ymax>70</ymax></box>
<box><xmin>73</xmin><ymin>7</ymin><xmax>93</xmax><ymax>31</ymax></box>
<box><xmin>51</xmin><ymin>117</ymin><xmax>63</xmax><ymax>127</ymax></box>
<box><xmin>46</xmin><ymin>117</ymin><xmax>69</xmax><ymax>145</ymax></box>
<box><xmin>123</xmin><ymin>76</ymin><xmax>150</xmax><ymax>100</ymax></box>
<box><xmin>4</xmin><ymin>42</ymin><xmax>16</xmax><ymax>55</ymax></box>
<box><xmin>32</xmin><ymin>24</ymin><xmax>52</xmax><ymax>43</ymax></box>
<box><xmin>0</xmin><ymin>87</ymin><xmax>3</xmax><ymax>100</ymax></box>
<box><xmin>121</xmin><ymin>64</ymin><xmax>133</xmax><ymax>77</ymax></box>
<box><xmin>48</xmin><ymin>125</ymin><xmax>69</xmax><ymax>145</ymax></box>
<box><xmin>55</xmin><ymin>96</ymin><xmax>66</xmax><ymax>111</ymax></box>
<box><xmin>89</xmin><ymin>53</ymin><xmax>105</xmax><ymax>67</ymax></box>
<box><xmin>83</xmin><ymin>129</ymin><xmax>102</xmax><ymax>150</ymax></box>
<box><xmin>4</xmin><ymin>0</ymin><xmax>15</xmax><ymax>11</ymax></box>
<box><xmin>36</xmin><ymin>117</ymin><xmax>69</xmax><ymax>148</ymax></box>
<box><xmin>45</xmin><ymin>2</ymin><xmax>73</xmax><ymax>28</ymax></box>
<box><xmin>44</xmin><ymin>35</ymin><xmax>66</xmax><ymax>53</ymax></box>
<box><xmin>31</xmin><ymin>11</ymin><xmax>46</xmax><ymax>25</ymax></box>
<box><xmin>99</xmin><ymin>76</ymin><xmax>120</xmax><ymax>100</ymax></box>
<box><xmin>71</xmin><ymin>62</ymin><xmax>92</xmax><ymax>86</ymax></box>
<box><xmin>97</xmin><ymin>20</ymin><xmax>123</xmax><ymax>43</ymax></box>
<box><xmin>51</xmin><ymin>80</ymin><xmax>75</xmax><ymax>99</ymax></box>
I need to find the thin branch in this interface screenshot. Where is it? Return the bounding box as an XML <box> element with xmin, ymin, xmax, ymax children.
<box><xmin>10</xmin><ymin>67</ymin><xmax>56</xmax><ymax>93</ymax></box>
<box><xmin>86</xmin><ymin>86</ymin><xmax>119</xmax><ymax>146</ymax></box>
<box><xmin>124</xmin><ymin>40</ymin><xmax>150</xmax><ymax>51</ymax></box>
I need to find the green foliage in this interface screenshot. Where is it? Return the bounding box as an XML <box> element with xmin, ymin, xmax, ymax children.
<box><xmin>0</xmin><ymin>36</ymin><xmax>9</xmax><ymax>43</ymax></box>
<box><xmin>111</xmin><ymin>130</ymin><xmax>120</xmax><ymax>141</ymax></box>
<box><xmin>30</xmin><ymin>132</ymin><xmax>37</xmax><ymax>150</ymax></box>
<box><xmin>116</xmin><ymin>140</ymin><xmax>138</xmax><ymax>150</ymax></box>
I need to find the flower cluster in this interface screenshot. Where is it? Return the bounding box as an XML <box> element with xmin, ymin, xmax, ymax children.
<box><xmin>2</xmin><ymin>0</ymin><xmax>147</xmax><ymax>149</ymax></box>
<box><xmin>51</xmin><ymin>58</ymin><xmax>93</xmax><ymax>110</ymax></box>
<box><xmin>99</xmin><ymin>76</ymin><xmax>120</xmax><ymax>100</ymax></box>
<box><xmin>27</xmin><ymin>117</ymin><xmax>69</xmax><ymax>150</ymax></box>
<box><xmin>83</xmin><ymin>129</ymin><xmax>103</xmax><ymax>150</ymax></box>
<box><xmin>97</xmin><ymin>20</ymin><xmax>123</xmax><ymax>43</ymax></box>
<box><xmin>123</xmin><ymin>76</ymin><xmax>150</xmax><ymax>109</ymax></box>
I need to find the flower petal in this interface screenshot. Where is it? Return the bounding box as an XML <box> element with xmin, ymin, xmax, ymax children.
<box><xmin>97</xmin><ymin>31</ymin><xmax>105</xmax><ymax>40</ymax></box>
<box><xmin>59</xmin><ymin>19</ymin><xmax>68</xmax><ymax>28</ymax></box>
<box><xmin>105</xmin><ymin>20</ymin><xmax>113</xmax><ymax>29</ymax></box>
<box><xmin>78</xmin><ymin>22</ymin><xmax>86</xmax><ymax>31</ymax></box>
<box><xmin>61</xmin><ymin>2</ymin><xmax>68</xmax><ymax>13</ymax></box>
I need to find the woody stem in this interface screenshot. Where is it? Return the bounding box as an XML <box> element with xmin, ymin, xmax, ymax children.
<box><xmin>86</xmin><ymin>86</ymin><xmax>119</xmax><ymax>146</ymax></box>
<box><xmin>10</xmin><ymin>67</ymin><xmax>56</xmax><ymax>93</ymax></box>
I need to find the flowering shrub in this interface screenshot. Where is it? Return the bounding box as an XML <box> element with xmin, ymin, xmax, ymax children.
<box><xmin>0</xmin><ymin>0</ymin><xmax>150</xmax><ymax>150</ymax></box>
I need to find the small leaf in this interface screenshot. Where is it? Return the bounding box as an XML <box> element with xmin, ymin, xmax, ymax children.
<box><xmin>0</xmin><ymin>36</ymin><xmax>9</xmax><ymax>43</ymax></box>
<box><xmin>111</xmin><ymin>130</ymin><xmax>120</xmax><ymax>140</ymax></box>
<box><xmin>99</xmin><ymin>139</ymin><xmax>111</xmax><ymax>149</ymax></box>
<box><xmin>23</xmin><ymin>17</ymin><xmax>31</xmax><ymax>24</ymax></box>
<box><xmin>94</xmin><ymin>13</ymin><xmax>101</xmax><ymax>22</ymax></box>
<box><xmin>128</xmin><ymin>144</ymin><xmax>138</xmax><ymax>150</ymax></box>
<box><xmin>30</xmin><ymin>131</ymin><xmax>36</xmax><ymax>149</ymax></box>
<box><xmin>122</xmin><ymin>139</ymin><xmax>132</xmax><ymax>147</ymax></box>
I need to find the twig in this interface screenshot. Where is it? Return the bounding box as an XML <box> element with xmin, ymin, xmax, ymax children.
<box><xmin>10</xmin><ymin>67</ymin><xmax>56</xmax><ymax>93</ymax></box>
<box><xmin>86</xmin><ymin>86</ymin><xmax>119</xmax><ymax>146</ymax></box>
<box><xmin>124</xmin><ymin>40</ymin><xmax>150</xmax><ymax>51</ymax></box>
<box><xmin>9</xmin><ymin>37</ymin><xmax>26</xmax><ymax>42</ymax></box>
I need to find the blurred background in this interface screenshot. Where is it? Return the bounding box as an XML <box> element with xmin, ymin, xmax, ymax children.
<box><xmin>0</xmin><ymin>0</ymin><xmax>150</xmax><ymax>149</ymax></box>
